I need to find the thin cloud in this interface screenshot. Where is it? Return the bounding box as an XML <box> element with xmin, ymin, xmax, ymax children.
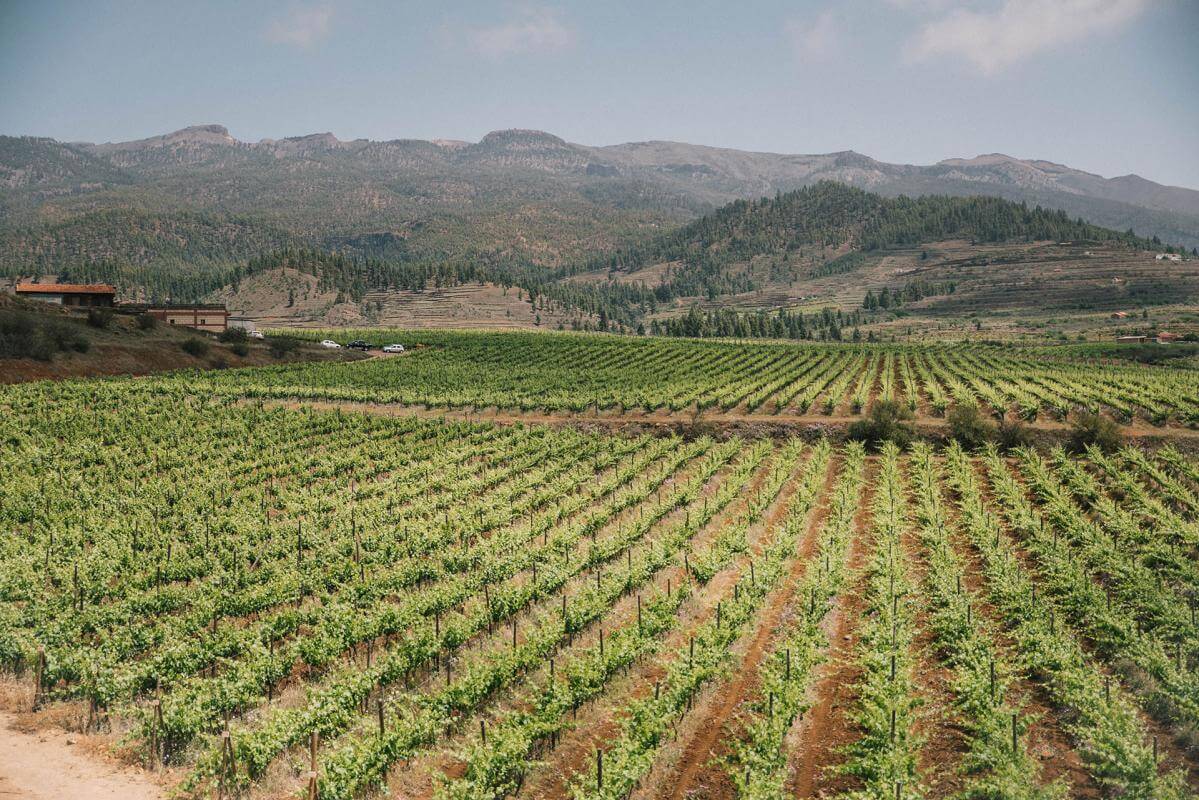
<box><xmin>265</xmin><ymin>5</ymin><xmax>334</xmax><ymax>48</ymax></box>
<box><xmin>785</xmin><ymin>9</ymin><xmax>840</xmax><ymax>63</ymax></box>
<box><xmin>882</xmin><ymin>0</ymin><xmax>959</xmax><ymax>9</ymax></box>
<box><xmin>904</xmin><ymin>0</ymin><xmax>1150</xmax><ymax>75</ymax></box>
<box><xmin>467</xmin><ymin>4</ymin><xmax>576</xmax><ymax>58</ymax></box>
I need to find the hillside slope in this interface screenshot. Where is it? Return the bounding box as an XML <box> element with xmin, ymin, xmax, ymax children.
<box><xmin>194</xmin><ymin>184</ymin><xmax>1196</xmax><ymax>337</ymax></box>
<box><xmin>0</xmin><ymin>293</ymin><xmax>360</xmax><ymax>382</ymax></box>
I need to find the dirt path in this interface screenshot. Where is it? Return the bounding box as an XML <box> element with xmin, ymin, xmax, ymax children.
<box><xmin>656</xmin><ymin>455</ymin><xmax>843</xmax><ymax>800</ymax></box>
<box><xmin>0</xmin><ymin>712</ymin><xmax>164</xmax><ymax>800</ymax></box>
<box><xmin>255</xmin><ymin>398</ymin><xmax>1199</xmax><ymax>449</ymax></box>
<box><xmin>786</xmin><ymin>459</ymin><xmax>878</xmax><ymax>798</ymax></box>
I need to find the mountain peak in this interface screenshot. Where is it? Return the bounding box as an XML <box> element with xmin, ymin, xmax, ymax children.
<box><xmin>164</xmin><ymin>124</ymin><xmax>236</xmax><ymax>144</ymax></box>
<box><xmin>178</xmin><ymin>123</ymin><xmax>230</xmax><ymax>136</ymax></box>
<box><xmin>829</xmin><ymin>150</ymin><xmax>881</xmax><ymax>169</ymax></box>
<box><xmin>92</xmin><ymin>124</ymin><xmax>238</xmax><ymax>153</ymax></box>
<box><xmin>937</xmin><ymin>153</ymin><xmax>1022</xmax><ymax>167</ymax></box>
<box><xmin>465</xmin><ymin>129</ymin><xmax>583</xmax><ymax>170</ymax></box>
<box><xmin>476</xmin><ymin>129</ymin><xmax>569</xmax><ymax>147</ymax></box>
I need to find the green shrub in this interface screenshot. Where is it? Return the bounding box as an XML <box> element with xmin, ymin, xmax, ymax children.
<box><xmin>996</xmin><ymin>418</ymin><xmax>1033</xmax><ymax>452</ymax></box>
<box><xmin>136</xmin><ymin>313</ymin><xmax>158</xmax><ymax>331</ymax></box>
<box><xmin>0</xmin><ymin>310</ymin><xmax>52</xmax><ymax>360</ymax></box>
<box><xmin>230</xmin><ymin>341</ymin><xmax>249</xmax><ymax>357</ymax></box>
<box><xmin>181</xmin><ymin>338</ymin><xmax>210</xmax><ymax>357</ymax></box>
<box><xmin>86</xmin><ymin>308</ymin><xmax>113</xmax><ymax>328</ymax></box>
<box><xmin>1068</xmin><ymin>411</ymin><xmax>1122</xmax><ymax>453</ymax></box>
<box><xmin>219</xmin><ymin>327</ymin><xmax>248</xmax><ymax>343</ymax></box>
<box><xmin>268</xmin><ymin>336</ymin><xmax>300</xmax><ymax>359</ymax></box>
<box><xmin>947</xmin><ymin>403</ymin><xmax>993</xmax><ymax>450</ymax></box>
<box><xmin>847</xmin><ymin>400</ymin><xmax>915</xmax><ymax>451</ymax></box>
<box><xmin>0</xmin><ymin>309</ymin><xmax>89</xmax><ymax>361</ymax></box>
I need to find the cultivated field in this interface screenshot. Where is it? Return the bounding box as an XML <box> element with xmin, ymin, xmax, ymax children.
<box><xmin>219</xmin><ymin>330</ymin><xmax>1199</xmax><ymax>428</ymax></box>
<box><xmin>3</xmin><ymin>334</ymin><xmax>1199</xmax><ymax>800</ymax></box>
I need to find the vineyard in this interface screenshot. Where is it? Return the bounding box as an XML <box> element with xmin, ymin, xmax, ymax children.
<box><xmin>187</xmin><ymin>330</ymin><xmax>1199</xmax><ymax>428</ymax></box>
<box><xmin>3</xmin><ymin>371</ymin><xmax>1199</xmax><ymax>799</ymax></box>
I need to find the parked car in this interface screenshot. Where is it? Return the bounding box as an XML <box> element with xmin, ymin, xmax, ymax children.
<box><xmin>248</xmin><ymin>330</ymin><xmax>265</xmax><ymax>339</ymax></box>
<box><xmin>346</xmin><ymin>340</ymin><xmax>374</xmax><ymax>351</ymax></box>
<box><xmin>382</xmin><ymin>343</ymin><xmax>405</xmax><ymax>353</ymax></box>
<box><xmin>319</xmin><ymin>339</ymin><xmax>341</xmax><ymax>349</ymax></box>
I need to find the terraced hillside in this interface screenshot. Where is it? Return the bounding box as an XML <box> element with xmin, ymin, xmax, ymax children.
<box><xmin>213</xmin><ymin>267</ymin><xmax>579</xmax><ymax>330</ymax></box>
<box><xmin>639</xmin><ymin>240</ymin><xmax>1197</xmax><ymax>315</ymax></box>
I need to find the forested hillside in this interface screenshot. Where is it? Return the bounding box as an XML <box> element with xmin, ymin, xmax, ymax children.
<box><xmin>592</xmin><ymin>183</ymin><xmax>1148</xmax><ymax>270</ymax></box>
<box><xmin>558</xmin><ymin>183</ymin><xmax>1161</xmax><ymax>323</ymax></box>
<box><xmin>220</xmin><ymin>184</ymin><xmax>1196</xmax><ymax>340</ymax></box>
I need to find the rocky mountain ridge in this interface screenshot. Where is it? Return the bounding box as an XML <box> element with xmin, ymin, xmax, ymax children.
<box><xmin>1</xmin><ymin>125</ymin><xmax>1196</xmax><ymax>297</ymax></box>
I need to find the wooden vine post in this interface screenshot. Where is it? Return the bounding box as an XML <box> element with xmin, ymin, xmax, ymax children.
<box><xmin>307</xmin><ymin>730</ymin><xmax>319</xmax><ymax>800</ymax></box>
<box><xmin>33</xmin><ymin>646</ymin><xmax>45</xmax><ymax>711</ymax></box>
<box><xmin>148</xmin><ymin>701</ymin><xmax>160</xmax><ymax>769</ymax></box>
<box><xmin>154</xmin><ymin>699</ymin><xmax>165</xmax><ymax>765</ymax></box>
<box><xmin>215</xmin><ymin>729</ymin><xmax>236</xmax><ymax>797</ymax></box>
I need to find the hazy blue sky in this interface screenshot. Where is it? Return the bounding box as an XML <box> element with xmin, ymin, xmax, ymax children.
<box><xmin>2</xmin><ymin>0</ymin><xmax>1197</xmax><ymax>188</ymax></box>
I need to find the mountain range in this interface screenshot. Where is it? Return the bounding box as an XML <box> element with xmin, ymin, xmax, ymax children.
<box><xmin>1</xmin><ymin>125</ymin><xmax>1197</xmax><ymax>300</ymax></box>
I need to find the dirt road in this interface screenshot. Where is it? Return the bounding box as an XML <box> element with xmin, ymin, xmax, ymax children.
<box><xmin>0</xmin><ymin>712</ymin><xmax>163</xmax><ymax>800</ymax></box>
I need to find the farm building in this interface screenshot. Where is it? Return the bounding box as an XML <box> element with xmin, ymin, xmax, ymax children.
<box><xmin>1156</xmin><ymin>253</ymin><xmax>1183</xmax><ymax>262</ymax></box>
<box><xmin>15</xmin><ymin>283</ymin><xmax>116</xmax><ymax>307</ymax></box>
<box><xmin>1156</xmin><ymin>331</ymin><xmax>1181</xmax><ymax>343</ymax></box>
<box><xmin>147</xmin><ymin>304</ymin><xmax>230</xmax><ymax>333</ymax></box>
<box><xmin>1115</xmin><ymin>335</ymin><xmax>1148</xmax><ymax>343</ymax></box>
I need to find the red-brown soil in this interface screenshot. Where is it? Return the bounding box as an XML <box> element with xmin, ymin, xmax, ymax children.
<box><xmin>786</xmin><ymin>460</ymin><xmax>878</xmax><ymax>798</ymax></box>
<box><xmin>652</xmin><ymin>455</ymin><xmax>843</xmax><ymax>800</ymax></box>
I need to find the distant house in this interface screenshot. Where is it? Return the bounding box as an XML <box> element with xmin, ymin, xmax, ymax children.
<box><xmin>147</xmin><ymin>304</ymin><xmax>229</xmax><ymax>333</ymax></box>
<box><xmin>1116</xmin><ymin>335</ymin><xmax>1148</xmax><ymax>344</ymax></box>
<box><xmin>1110</xmin><ymin>311</ymin><xmax>1129</xmax><ymax>319</ymax></box>
<box><xmin>1156</xmin><ymin>253</ymin><xmax>1182</xmax><ymax>262</ymax></box>
<box><xmin>1156</xmin><ymin>331</ymin><xmax>1181</xmax><ymax>343</ymax></box>
<box><xmin>15</xmin><ymin>283</ymin><xmax>116</xmax><ymax>307</ymax></box>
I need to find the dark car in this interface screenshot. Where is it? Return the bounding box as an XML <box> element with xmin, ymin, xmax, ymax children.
<box><xmin>346</xmin><ymin>340</ymin><xmax>374</xmax><ymax>351</ymax></box>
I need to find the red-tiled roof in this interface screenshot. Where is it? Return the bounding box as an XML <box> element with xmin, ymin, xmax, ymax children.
<box><xmin>15</xmin><ymin>283</ymin><xmax>116</xmax><ymax>295</ymax></box>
